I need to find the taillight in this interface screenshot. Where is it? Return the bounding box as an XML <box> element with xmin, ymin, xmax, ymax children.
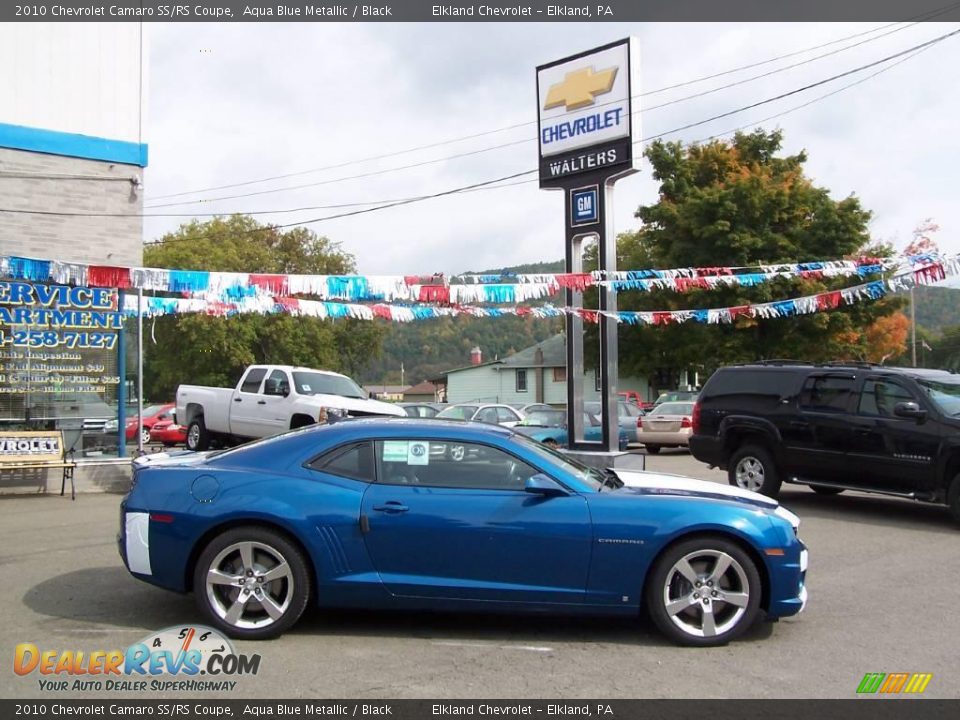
<box><xmin>691</xmin><ymin>402</ymin><xmax>701</xmax><ymax>433</ymax></box>
<box><xmin>681</xmin><ymin>417</ymin><xmax>692</xmax><ymax>428</ymax></box>
<box><xmin>637</xmin><ymin>417</ymin><xmax>643</xmax><ymax>428</ymax></box>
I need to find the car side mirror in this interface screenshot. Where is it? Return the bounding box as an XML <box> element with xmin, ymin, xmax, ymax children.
<box><xmin>280</xmin><ymin>383</ymin><xmax>290</xmax><ymax>397</ymax></box>
<box><xmin>524</xmin><ymin>473</ymin><xmax>569</xmax><ymax>497</ymax></box>
<box><xmin>894</xmin><ymin>401</ymin><xmax>926</xmax><ymax>422</ymax></box>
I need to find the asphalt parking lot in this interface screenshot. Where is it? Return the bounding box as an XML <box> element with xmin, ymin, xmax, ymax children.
<box><xmin>2</xmin><ymin>449</ymin><xmax>958</xmax><ymax>700</ymax></box>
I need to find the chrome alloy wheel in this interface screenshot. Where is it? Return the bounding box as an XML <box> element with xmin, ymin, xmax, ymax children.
<box><xmin>450</xmin><ymin>444</ymin><xmax>466</xmax><ymax>461</ymax></box>
<box><xmin>734</xmin><ymin>456</ymin><xmax>765</xmax><ymax>492</ymax></box>
<box><xmin>187</xmin><ymin>424</ymin><xmax>201</xmax><ymax>450</ymax></box>
<box><xmin>662</xmin><ymin>549</ymin><xmax>751</xmax><ymax>639</ymax></box>
<box><xmin>205</xmin><ymin>541</ymin><xmax>294</xmax><ymax>630</ymax></box>
<box><xmin>140</xmin><ymin>427</ymin><xmax>151</xmax><ymax>446</ymax></box>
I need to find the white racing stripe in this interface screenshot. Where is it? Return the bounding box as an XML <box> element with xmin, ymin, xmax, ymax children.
<box><xmin>125</xmin><ymin>512</ymin><xmax>152</xmax><ymax>575</ymax></box>
<box><xmin>614</xmin><ymin>470</ymin><xmax>778</xmax><ymax>507</ymax></box>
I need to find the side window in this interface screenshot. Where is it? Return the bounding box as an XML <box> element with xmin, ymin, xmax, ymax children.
<box><xmin>263</xmin><ymin>369</ymin><xmax>290</xmax><ymax>396</ymax></box>
<box><xmin>476</xmin><ymin>407</ymin><xmax>499</xmax><ymax>424</ymax></box>
<box><xmin>858</xmin><ymin>380</ymin><xmax>915</xmax><ymax>417</ymax></box>
<box><xmin>376</xmin><ymin>440</ymin><xmax>539</xmax><ymax>490</ymax></box>
<box><xmin>516</xmin><ymin>369</ymin><xmax>528</xmax><ymax>392</ymax></box>
<box><xmin>798</xmin><ymin>376</ymin><xmax>856</xmax><ymax>413</ymax></box>
<box><xmin>497</xmin><ymin>407</ymin><xmax>519</xmax><ymax>423</ymax></box>
<box><xmin>308</xmin><ymin>442</ymin><xmax>375</xmax><ymax>482</ymax></box>
<box><xmin>240</xmin><ymin>368</ymin><xmax>267</xmax><ymax>394</ymax></box>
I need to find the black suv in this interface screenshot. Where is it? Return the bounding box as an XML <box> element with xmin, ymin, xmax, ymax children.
<box><xmin>689</xmin><ymin>361</ymin><xmax>960</xmax><ymax>522</ymax></box>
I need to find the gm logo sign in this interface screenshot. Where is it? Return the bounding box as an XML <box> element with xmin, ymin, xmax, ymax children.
<box><xmin>570</xmin><ymin>186</ymin><xmax>599</xmax><ymax>226</ymax></box>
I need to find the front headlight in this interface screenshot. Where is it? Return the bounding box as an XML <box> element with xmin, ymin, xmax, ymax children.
<box><xmin>103</xmin><ymin>420</ymin><xmax>118</xmax><ymax>432</ymax></box>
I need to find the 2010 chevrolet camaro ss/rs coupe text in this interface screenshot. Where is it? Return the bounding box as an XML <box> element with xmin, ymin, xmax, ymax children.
<box><xmin>119</xmin><ymin>419</ymin><xmax>807</xmax><ymax>646</ymax></box>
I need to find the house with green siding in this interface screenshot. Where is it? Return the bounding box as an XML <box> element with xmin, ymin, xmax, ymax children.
<box><xmin>439</xmin><ymin>334</ymin><xmax>650</xmax><ymax>406</ymax></box>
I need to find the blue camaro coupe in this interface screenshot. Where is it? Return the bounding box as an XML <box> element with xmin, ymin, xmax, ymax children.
<box><xmin>120</xmin><ymin>419</ymin><xmax>807</xmax><ymax>647</ymax></box>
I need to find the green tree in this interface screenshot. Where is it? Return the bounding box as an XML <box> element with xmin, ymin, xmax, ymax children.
<box><xmin>141</xmin><ymin>215</ymin><xmax>385</xmax><ymax>399</ymax></box>
<box><xmin>594</xmin><ymin>130</ymin><xmax>905</xmax><ymax>385</ymax></box>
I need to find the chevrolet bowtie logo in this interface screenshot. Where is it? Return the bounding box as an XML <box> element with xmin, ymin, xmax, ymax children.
<box><xmin>544</xmin><ymin>66</ymin><xmax>618</xmax><ymax>112</ymax></box>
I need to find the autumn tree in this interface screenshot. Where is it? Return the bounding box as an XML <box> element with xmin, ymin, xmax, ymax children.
<box><xmin>141</xmin><ymin>215</ymin><xmax>386</xmax><ymax>400</ymax></box>
<box><xmin>602</xmin><ymin>129</ymin><xmax>905</xmax><ymax>386</ymax></box>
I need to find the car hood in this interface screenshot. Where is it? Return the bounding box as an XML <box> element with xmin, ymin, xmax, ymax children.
<box><xmin>302</xmin><ymin>394</ymin><xmax>406</xmax><ymax>417</ymax></box>
<box><xmin>610</xmin><ymin>469</ymin><xmax>780</xmax><ymax>511</ymax></box>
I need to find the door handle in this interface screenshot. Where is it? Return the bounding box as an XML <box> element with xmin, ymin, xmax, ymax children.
<box><xmin>233</xmin><ymin>398</ymin><xmax>242</xmax><ymax>403</ymax></box>
<box><xmin>257</xmin><ymin>400</ymin><xmax>266</xmax><ymax>405</ymax></box>
<box><xmin>373</xmin><ymin>502</ymin><xmax>409</xmax><ymax>514</ymax></box>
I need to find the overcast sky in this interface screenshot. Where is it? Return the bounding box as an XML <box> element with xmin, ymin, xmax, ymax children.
<box><xmin>142</xmin><ymin>21</ymin><xmax>960</xmax><ymax>276</ymax></box>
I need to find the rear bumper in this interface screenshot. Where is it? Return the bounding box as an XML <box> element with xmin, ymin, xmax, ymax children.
<box><xmin>637</xmin><ymin>430</ymin><xmax>690</xmax><ymax>445</ymax></box>
<box><xmin>689</xmin><ymin>435</ymin><xmax>725</xmax><ymax>467</ymax></box>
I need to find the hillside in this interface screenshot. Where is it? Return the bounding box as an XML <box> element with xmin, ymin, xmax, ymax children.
<box><xmin>360</xmin><ymin>261</ymin><xmax>565</xmax><ymax>384</ymax></box>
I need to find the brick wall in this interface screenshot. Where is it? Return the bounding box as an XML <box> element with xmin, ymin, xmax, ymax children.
<box><xmin>0</xmin><ymin>147</ymin><xmax>143</xmax><ymax>268</ymax></box>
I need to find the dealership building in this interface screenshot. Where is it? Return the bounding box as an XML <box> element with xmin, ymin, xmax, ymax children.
<box><xmin>0</xmin><ymin>23</ymin><xmax>148</xmax><ymax>469</ymax></box>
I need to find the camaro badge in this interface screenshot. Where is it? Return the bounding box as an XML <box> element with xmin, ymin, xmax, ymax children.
<box><xmin>544</xmin><ymin>66</ymin><xmax>618</xmax><ymax>111</ymax></box>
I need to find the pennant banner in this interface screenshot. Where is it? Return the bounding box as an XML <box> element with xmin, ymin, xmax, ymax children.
<box><xmin>120</xmin><ymin>259</ymin><xmax>956</xmax><ymax>325</ymax></box>
<box><xmin>0</xmin><ymin>253</ymin><xmax>927</xmax><ymax>305</ymax></box>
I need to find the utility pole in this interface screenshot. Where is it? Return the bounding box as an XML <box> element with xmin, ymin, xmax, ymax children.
<box><xmin>910</xmin><ymin>287</ymin><xmax>917</xmax><ymax>368</ymax></box>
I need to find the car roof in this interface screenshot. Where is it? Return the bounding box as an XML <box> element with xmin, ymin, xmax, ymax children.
<box><xmin>725</xmin><ymin>362</ymin><xmax>959</xmax><ymax>380</ymax></box>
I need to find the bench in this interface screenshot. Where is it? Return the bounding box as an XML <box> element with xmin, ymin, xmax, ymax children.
<box><xmin>0</xmin><ymin>430</ymin><xmax>77</xmax><ymax>500</ymax></box>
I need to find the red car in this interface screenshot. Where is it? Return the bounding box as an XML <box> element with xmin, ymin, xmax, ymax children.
<box><xmin>124</xmin><ymin>403</ymin><xmax>175</xmax><ymax>445</ymax></box>
<box><xmin>149</xmin><ymin>417</ymin><xmax>188</xmax><ymax>447</ymax></box>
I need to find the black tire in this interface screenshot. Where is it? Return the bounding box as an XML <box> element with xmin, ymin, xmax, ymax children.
<box><xmin>193</xmin><ymin>526</ymin><xmax>311</xmax><ymax>640</ymax></box>
<box><xmin>186</xmin><ymin>417</ymin><xmax>209</xmax><ymax>452</ymax></box>
<box><xmin>645</xmin><ymin>535</ymin><xmax>762</xmax><ymax>647</ymax></box>
<box><xmin>810</xmin><ymin>485</ymin><xmax>844</xmax><ymax>496</ymax></box>
<box><xmin>645</xmin><ymin>445</ymin><xmax>662</xmax><ymax>455</ymax></box>
<box><xmin>543</xmin><ymin>439</ymin><xmax>559</xmax><ymax>449</ymax></box>
<box><xmin>728</xmin><ymin>444</ymin><xmax>782</xmax><ymax>498</ymax></box>
<box><xmin>948</xmin><ymin>474</ymin><xmax>960</xmax><ymax>526</ymax></box>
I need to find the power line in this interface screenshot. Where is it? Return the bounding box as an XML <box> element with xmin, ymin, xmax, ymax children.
<box><xmin>5</xmin><ymin>27</ymin><xmax>956</xmax><ymax>226</ymax></box>
<box><xmin>145</xmin><ymin>11</ymin><xmax>957</xmax><ymax>203</ymax></box>
<box><xmin>136</xmin><ymin>28</ymin><xmax>959</xmax><ymax>248</ymax></box>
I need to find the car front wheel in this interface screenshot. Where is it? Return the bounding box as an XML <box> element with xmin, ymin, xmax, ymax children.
<box><xmin>193</xmin><ymin>527</ymin><xmax>311</xmax><ymax>640</ymax></box>
<box><xmin>728</xmin><ymin>444</ymin><xmax>782</xmax><ymax>497</ymax></box>
<box><xmin>646</xmin><ymin>536</ymin><xmax>762</xmax><ymax>647</ymax></box>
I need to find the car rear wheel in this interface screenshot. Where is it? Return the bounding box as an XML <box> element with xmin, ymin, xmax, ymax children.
<box><xmin>194</xmin><ymin>527</ymin><xmax>311</xmax><ymax>640</ymax></box>
<box><xmin>810</xmin><ymin>485</ymin><xmax>844</xmax><ymax>496</ymax></box>
<box><xmin>729</xmin><ymin>444</ymin><xmax>782</xmax><ymax>497</ymax></box>
<box><xmin>645</xmin><ymin>445</ymin><xmax>661</xmax><ymax>455</ymax></box>
<box><xmin>646</xmin><ymin>536</ymin><xmax>761</xmax><ymax>647</ymax></box>
<box><xmin>186</xmin><ymin>417</ymin><xmax>209</xmax><ymax>452</ymax></box>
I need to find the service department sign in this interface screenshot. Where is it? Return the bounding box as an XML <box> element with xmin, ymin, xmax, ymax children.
<box><xmin>536</xmin><ymin>38</ymin><xmax>640</xmax><ymax>187</ymax></box>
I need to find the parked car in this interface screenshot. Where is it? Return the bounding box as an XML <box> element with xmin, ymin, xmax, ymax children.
<box><xmin>397</xmin><ymin>402</ymin><xmax>444</xmax><ymax>418</ymax></box>
<box><xmin>122</xmin><ymin>418</ymin><xmax>807</xmax><ymax>646</ymax></box>
<box><xmin>585</xmin><ymin>400</ymin><xmax>643</xmax><ymax>441</ymax></box>
<box><xmin>177</xmin><ymin>365</ymin><xmax>405</xmax><ymax>451</ymax></box>
<box><xmin>514</xmin><ymin>409</ymin><xmax>630</xmax><ymax>450</ymax></box>
<box><xmin>104</xmin><ymin>403</ymin><xmax>175</xmax><ymax>446</ymax></box>
<box><xmin>689</xmin><ymin>361</ymin><xmax>960</xmax><ymax>523</ymax></box>
<box><xmin>654</xmin><ymin>390</ymin><xmax>699</xmax><ymax>407</ymax></box>
<box><xmin>148</xmin><ymin>417</ymin><xmax>188</xmax><ymax>447</ymax></box>
<box><xmin>508</xmin><ymin>402</ymin><xmax>555</xmax><ymax>415</ymax></box>
<box><xmin>435</xmin><ymin>403</ymin><xmax>524</xmax><ymax>427</ymax></box>
<box><xmin>618</xmin><ymin>390</ymin><xmax>653</xmax><ymax>409</ymax></box>
<box><xmin>637</xmin><ymin>401</ymin><xmax>695</xmax><ymax>454</ymax></box>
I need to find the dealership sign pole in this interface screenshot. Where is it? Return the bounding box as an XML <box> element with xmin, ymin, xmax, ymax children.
<box><xmin>537</xmin><ymin>38</ymin><xmax>640</xmax><ymax>452</ymax></box>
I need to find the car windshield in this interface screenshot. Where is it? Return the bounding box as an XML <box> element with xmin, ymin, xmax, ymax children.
<box><xmin>140</xmin><ymin>405</ymin><xmax>166</xmax><ymax>418</ymax></box>
<box><xmin>510</xmin><ymin>433</ymin><xmax>621</xmax><ymax>492</ymax></box>
<box><xmin>291</xmin><ymin>371</ymin><xmax>366</xmax><ymax>399</ymax></box>
<box><xmin>651</xmin><ymin>402</ymin><xmax>695</xmax><ymax>416</ymax></box>
<box><xmin>916</xmin><ymin>378</ymin><xmax>960</xmax><ymax>416</ymax></box>
<box><xmin>436</xmin><ymin>405</ymin><xmax>478</xmax><ymax>420</ymax></box>
<box><xmin>518</xmin><ymin>410</ymin><xmax>565</xmax><ymax>427</ymax></box>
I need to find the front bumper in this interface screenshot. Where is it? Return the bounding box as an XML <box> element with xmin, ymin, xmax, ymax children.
<box><xmin>767</xmin><ymin>544</ymin><xmax>808</xmax><ymax>618</ymax></box>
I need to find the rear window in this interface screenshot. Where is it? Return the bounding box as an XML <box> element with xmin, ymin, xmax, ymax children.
<box><xmin>702</xmin><ymin>368</ymin><xmax>799</xmax><ymax>398</ymax></box>
<box><xmin>651</xmin><ymin>402</ymin><xmax>694</xmax><ymax>416</ymax></box>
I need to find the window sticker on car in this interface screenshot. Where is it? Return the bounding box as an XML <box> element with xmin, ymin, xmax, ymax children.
<box><xmin>300</xmin><ymin>384</ymin><xmax>312</xmax><ymax>392</ymax></box>
<box><xmin>382</xmin><ymin>441</ymin><xmax>409</xmax><ymax>462</ymax></box>
<box><xmin>407</xmin><ymin>441</ymin><xmax>430</xmax><ymax>466</ymax></box>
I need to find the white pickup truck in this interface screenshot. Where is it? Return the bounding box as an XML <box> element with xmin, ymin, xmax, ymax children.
<box><xmin>177</xmin><ymin>364</ymin><xmax>405</xmax><ymax>450</ymax></box>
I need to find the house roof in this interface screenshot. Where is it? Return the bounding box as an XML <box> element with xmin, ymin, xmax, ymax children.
<box><xmin>439</xmin><ymin>334</ymin><xmax>567</xmax><ymax>377</ymax></box>
<box><xmin>403</xmin><ymin>380</ymin><xmax>438</xmax><ymax>395</ymax></box>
